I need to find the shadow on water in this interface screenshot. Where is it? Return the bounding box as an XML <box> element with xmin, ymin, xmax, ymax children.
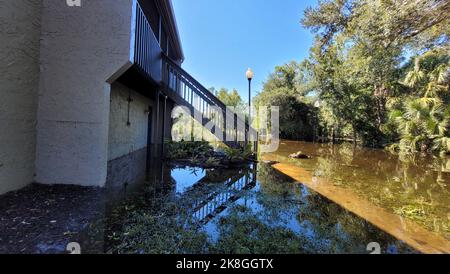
<box><xmin>72</xmin><ymin>160</ymin><xmax>417</xmax><ymax>254</ymax></box>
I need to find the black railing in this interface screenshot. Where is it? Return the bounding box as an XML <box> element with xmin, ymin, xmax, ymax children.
<box><xmin>178</xmin><ymin>166</ymin><xmax>257</xmax><ymax>225</ymax></box>
<box><xmin>134</xmin><ymin>1</ymin><xmax>257</xmax><ymax>149</ymax></box>
<box><xmin>134</xmin><ymin>1</ymin><xmax>162</xmax><ymax>83</ymax></box>
<box><xmin>162</xmin><ymin>55</ymin><xmax>259</xmax><ymax>148</ymax></box>
<box><xmin>191</xmin><ymin>171</ymin><xmax>256</xmax><ymax>224</ymax></box>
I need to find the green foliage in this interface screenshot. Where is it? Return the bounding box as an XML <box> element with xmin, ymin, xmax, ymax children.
<box><xmin>210</xmin><ymin>206</ymin><xmax>308</xmax><ymax>254</ymax></box>
<box><xmin>387</xmin><ymin>51</ymin><xmax>450</xmax><ymax>154</ymax></box>
<box><xmin>116</xmin><ymin>210</ymin><xmax>210</xmax><ymax>254</ymax></box>
<box><xmin>165</xmin><ymin>140</ymin><xmax>214</xmax><ymax>160</ymax></box>
<box><xmin>212</xmin><ymin>87</ymin><xmax>247</xmax><ymax>118</ymax></box>
<box><xmin>289</xmin><ymin>0</ymin><xmax>450</xmax><ymax>153</ymax></box>
<box><xmin>302</xmin><ymin>0</ymin><xmax>449</xmax><ymax>54</ymax></box>
<box><xmin>215</xmin><ymin>88</ymin><xmax>245</xmax><ymax>109</ymax></box>
<box><xmin>254</xmin><ymin>61</ymin><xmax>319</xmax><ymax>140</ymax></box>
<box><xmin>204</xmin><ymin>157</ymin><xmax>221</xmax><ymax>167</ymax></box>
<box><xmin>223</xmin><ymin>144</ymin><xmax>253</xmax><ymax>163</ymax></box>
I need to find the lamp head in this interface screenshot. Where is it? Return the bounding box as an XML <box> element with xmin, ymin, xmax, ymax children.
<box><xmin>246</xmin><ymin>68</ymin><xmax>254</xmax><ymax>80</ymax></box>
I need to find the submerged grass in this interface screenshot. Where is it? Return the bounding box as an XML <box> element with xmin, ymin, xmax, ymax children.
<box><xmin>116</xmin><ymin>211</ymin><xmax>210</xmax><ymax>254</ymax></box>
<box><xmin>109</xmin><ymin>183</ymin><xmax>310</xmax><ymax>254</ymax></box>
<box><xmin>114</xmin><ymin>205</ymin><xmax>310</xmax><ymax>254</ymax></box>
<box><xmin>210</xmin><ymin>206</ymin><xmax>309</xmax><ymax>254</ymax></box>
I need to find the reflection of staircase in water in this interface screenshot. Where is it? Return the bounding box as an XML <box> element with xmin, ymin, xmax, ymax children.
<box><xmin>179</xmin><ymin>165</ymin><xmax>257</xmax><ymax>225</ymax></box>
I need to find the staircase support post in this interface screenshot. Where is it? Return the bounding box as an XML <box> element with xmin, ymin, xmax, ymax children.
<box><xmin>161</xmin><ymin>94</ymin><xmax>167</xmax><ymax>158</ymax></box>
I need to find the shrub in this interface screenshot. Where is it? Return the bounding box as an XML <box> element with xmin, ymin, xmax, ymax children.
<box><xmin>165</xmin><ymin>140</ymin><xmax>214</xmax><ymax>160</ymax></box>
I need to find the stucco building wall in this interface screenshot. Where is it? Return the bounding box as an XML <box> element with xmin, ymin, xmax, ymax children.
<box><xmin>108</xmin><ymin>83</ymin><xmax>152</xmax><ymax>161</ymax></box>
<box><xmin>35</xmin><ymin>0</ymin><xmax>134</xmax><ymax>187</ymax></box>
<box><xmin>0</xmin><ymin>0</ymin><xmax>177</xmax><ymax>194</ymax></box>
<box><xmin>108</xmin><ymin>83</ymin><xmax>175</xmax><ymax>159</ymax></box>
<box><xmin>0</xmin><ymin>0</ymin><xmax>43</xmax><ymax>194</ymax></box>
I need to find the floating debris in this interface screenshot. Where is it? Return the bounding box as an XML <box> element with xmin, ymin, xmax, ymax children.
<box><xmin>288</xmin><ymin>151</ymin><xmax>311</xmax><ymax>159</ymax></box>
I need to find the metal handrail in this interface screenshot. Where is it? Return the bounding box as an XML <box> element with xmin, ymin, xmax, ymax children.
<box><xmin>134</xmin><ymin>0</ymin><xmax>257</xmax><ymax>148</ymax></box>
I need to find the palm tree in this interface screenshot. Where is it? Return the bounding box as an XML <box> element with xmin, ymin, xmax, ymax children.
<box><xmin>389</xmin><ymin>52</ymin><xmax>449</xmax><ymax>155</ymax></box>
<box><xmin>404</xmin><ymin>57</ymin><xmax>426</xmax><ymax>91</ymax></box>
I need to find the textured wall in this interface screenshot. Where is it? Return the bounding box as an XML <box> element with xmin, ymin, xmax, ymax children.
<box><xmin>0</xmin><ymin>0</ymin><xmax>42</xmax><ymax>194</ymax></box>
<box><xmin>108</xmin><ymin>83</ymin><xmax>151</xmax><ymax>161</ymax></box>
<box><xmin>35</xmin><ymin>0</ymin><xmax>134</xmax><ymax>186</ymax></box>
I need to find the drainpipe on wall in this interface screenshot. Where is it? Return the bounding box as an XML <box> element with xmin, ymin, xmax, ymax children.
<box><xmin>155</xmin><ymin>91</ymin><xmax>168</xmax><ymax>158</ymax></box>
<box><xmin>161</xmin><ymin>95</ymin><xmax>168</xmax><ymax>158</ymax></box>
<box><xmin>127</xmin><ymin>90</ymin><xmax>133</xmax><ymax>126</ymax></box>
<box><xmin>156</xmin><ymin>91</ymin><xmax>160</xmax><ymax>148</ymax></box>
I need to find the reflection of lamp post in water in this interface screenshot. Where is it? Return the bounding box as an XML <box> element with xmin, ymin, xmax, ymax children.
<box><xmin>246</xmin><ymin>68</ymin><xmax>254</xmax><ymax>145</ymax></box>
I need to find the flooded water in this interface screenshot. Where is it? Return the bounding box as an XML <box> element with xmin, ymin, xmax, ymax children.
<box><xmin>263</xmin><ymin>141</ymin><xmax>450</xmax><ymax>242</ymax></box>
<box><xmin>72</xmin><ymin>162</ymin><xmax>416</xmax><ymax>254</ymax></box>
<box><xmin>5</xmin><ymin>142</ymin><xmax>446</xmax><ymax>254</ymax></box>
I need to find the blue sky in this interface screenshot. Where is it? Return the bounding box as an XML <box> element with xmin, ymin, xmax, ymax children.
<box><xmin>172</xmin><ymin>0</ymin><xmax>317</xmax><ymax>102</ymax></box>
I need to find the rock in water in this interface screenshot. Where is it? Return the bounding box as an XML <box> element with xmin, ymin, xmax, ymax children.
<box><xmin>262</xmin><ymin>160</ymin><xmax>279</xmax><ymax>165</ymax></box>
<box><xmin>288</xmin><ymin>151</ymin><xmax>311</xmax><ymax>159</ymax></box>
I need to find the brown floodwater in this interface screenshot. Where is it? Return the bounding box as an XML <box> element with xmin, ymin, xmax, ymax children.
<box><xmin>262</xmin><ymin>140</ymin><xmax>450</xmax><ymax>253</ymax></box>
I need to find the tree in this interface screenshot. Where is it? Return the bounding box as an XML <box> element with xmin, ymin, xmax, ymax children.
<box><xmin>302</xmin><ymin>0</ymin><xmax>449</xmax><ymax>53</ymax></box>
<box><xmin>215</xmin><ymin>88</ymin><xmax>245</xmax><ymax>112</ymax></box>
<box><xmin>300</xmin><ymin>0</ymin><xmax>449</xmax><ymax>151</ymax></box>
<box><xmin>254</xmin><ymin>62</ymin><xmax>318</xmax><ymax>140</ymax></box>
<box><xmin>388</xmin><ymin>50</ymin><xmax>450</xmax><ymax>154</ymax></box>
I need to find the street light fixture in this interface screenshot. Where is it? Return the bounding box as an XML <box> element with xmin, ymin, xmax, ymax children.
<box><xmin>246</xmin><ymin>68</ymin><xmax>254</xmax><ymax>145</ymax></box>
<box><xmin>246</xmin><ymin>68</ymin><xmax>253</xmax><ymax>114</ymax></box>
<box><xmin>246</xmin><ymin>68</ymin><xmax>254</xmax><ymax>81</ymax></box>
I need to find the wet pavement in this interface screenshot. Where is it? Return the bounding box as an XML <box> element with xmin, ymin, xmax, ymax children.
<box><xmin>0</xmin><ymin>184</ymin><xmax>105</xmax><ymax>254</ymax></box>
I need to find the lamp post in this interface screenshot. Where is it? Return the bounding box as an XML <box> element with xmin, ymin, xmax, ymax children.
<box><xmin>246</xmin><ymin>68</ymin><xmax>254</xmax><ymax>145</ymax></box>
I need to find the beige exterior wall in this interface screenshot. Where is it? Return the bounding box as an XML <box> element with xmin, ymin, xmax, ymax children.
<box><xmin>0</xmin><ymin>0</ymin><xmax>176</xmax><ymax>194</ymax></box>
<box><xmin>108</xmin><ymin>83</ymin><xmax>176</xmax><ymax>160</ymax></box>
<box><xmin>0</xmin><ymin>0</ymin><xmax>43</xmax><ymax>194</ymax></box>
<box><xmin>108</xmin><ymin>83</ymin><xmax>152</xmax><ymax>161</ymax></box>
<box><xmin>35</xmin><ymin>0</ymin><xmax>134</xmax><ymax>187</ymax></box>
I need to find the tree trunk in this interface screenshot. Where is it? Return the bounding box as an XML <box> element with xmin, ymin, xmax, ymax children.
<box><xmin>331</xmin><ymin>127</ymin><xmax>335</xmax><ymax>144</ymax></box>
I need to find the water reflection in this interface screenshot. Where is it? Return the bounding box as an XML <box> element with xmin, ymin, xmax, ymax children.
<box><xmin>265</xmin><ymin>141</ymin><xmax>449</xmax><ymax>239</ymax></box>
<box><xmin>74</xmin><ymin>161</ymin><xmax>416</xmax><ymax>254</ymax></box>
<box><xmin>171</xmin><ymin>167</ymin><xmax>206</xmax><ymax>194</ymax></box>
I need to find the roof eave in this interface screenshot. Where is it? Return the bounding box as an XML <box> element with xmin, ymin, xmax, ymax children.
<box><xmin>156</xmin><ymin>0</ymin><xmax>185</xmax><ymax>63</ymax></box>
